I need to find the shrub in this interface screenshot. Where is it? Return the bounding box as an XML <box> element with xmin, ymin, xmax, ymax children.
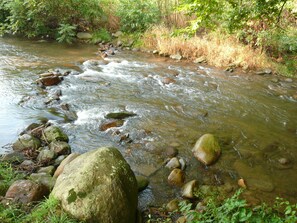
<box><xmin>117</xmin><ymin>0</ymin><xmax>161</xmax><ymax>32</ymax></box>
<box><xmin>91</xmin><ymin>28</ymin><xmax>112</xmax><ymax>43</ymax></box>
<box><xmin>57</xmin><ymin>24</ymin><xmax>77</xmax><ymax>44</ymax></box>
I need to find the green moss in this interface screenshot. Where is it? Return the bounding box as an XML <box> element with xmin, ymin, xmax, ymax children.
<box><xmin>67</xmin><ymin>188</ymin><xmax>78</xmax><ymax>204</ymax></box>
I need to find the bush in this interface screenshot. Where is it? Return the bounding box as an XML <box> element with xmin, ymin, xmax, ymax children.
<box><xmin>91</xmin><ymin>28</ymin><xmax>112</xmax><ymax>43</ymax></box>
<box><xmin>57</xmin><ymin>24</ymin><xmax>77</xmax><ymax>44</ymax></box>
<box><xmin>117</xmin><ymin>0</ymin><xmax>161</xmax><ymax>32</ymax></box>
<box><xmin>0</xmin><ymin>0</ymin><xmax>104</xmax><ymax>38</ymax></box>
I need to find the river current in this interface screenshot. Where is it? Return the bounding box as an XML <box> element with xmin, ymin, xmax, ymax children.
<box><xmin>0</xmin><ymin>37</ymin><xmax>296</xmax><ymax>206</ymax></box>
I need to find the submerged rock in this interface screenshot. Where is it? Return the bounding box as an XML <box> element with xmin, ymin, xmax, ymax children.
<box><xmin>162</xmin><ymin>77</ymin><xmax>176</xmax><ymax>85</ymax></box>
<box><xmin>105</xmin><ymin>112</ymin><xmax>137</xmax><ymax>120</ymax></box>
<box><xmin>12</xmin><ymin>134</ymin><xmax>41</xmax><ymax>151</ymax></box>
<box><xmin>37</xmin><ymin>76</ymin><xmax>61</xmax><ymax>86</ymax></box>
<box><xmin>99</xmin><ymin>120</ymin><xmax>125</xmax><ymax>131</ymax></box>
<box><xmin>192</xmin><ymin>134</ymin><xmax>221</xmax><ymax>165</ymax></box>
<box><xmin>136</xmin><ymin>175</ymin><xmax>149</xmax><ymax>192</ymax></box>
<box><xmin>233</xmin><ymin>160</ymin><xmax>275</xmax><ymax>192</ymax></box>
<box><xmin>51</xmin><ymin>147</ymin><xmax>138</xmax><ymax>223</ymax></box>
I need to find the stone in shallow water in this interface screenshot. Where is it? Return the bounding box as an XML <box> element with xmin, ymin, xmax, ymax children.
<box><xmin>233</xmin><ymin>160</ymin><xmax>275</xmax><ymax>192</ymax></box>
<box><xmin>105</xmin><ymin>112</ymin><xmax>137</xmax><ymax>119</ymax></box>
<box><xmin>192</xmin><ymin>134</ymin><xmax>221</xmax><ymax>165</ymax></box>
<box><xmin>42</xmin><ymin>126</ymin><xmax>69</xmax><ymax>143</ymax></box>
<box><xmin>99</xmin><ymin>120</ymin><xmax>125</xmax><ymax>131</ymax></box>
<box><xmin>135</xmin><ymin>175</ymin><xmax>149</xmax><ymax>192</ymax></box>
<box><xmin>168</xmin><ymin>169</ymin><xmax>185</xmax><ymax>187</ymax></box>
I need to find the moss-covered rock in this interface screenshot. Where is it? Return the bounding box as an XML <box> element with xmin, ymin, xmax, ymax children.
<box><xmin>192</xmin><ymin>134</ymin><xmax>221</xmax><ymax>165</ymax></box>
<box><xmin>51</xmin><ymin>147</ymin><xmax>138</xmax><ymax>223</ymax></box>
<box><xmin>12</xmin><ymin>134</ymin><xmax>41</xmax><ymax>151</ymax></box>
<box><xmin>105</xmin><ymin>112</ymin><xmax>136</xmax><ymax>119</ymax></box>
<box><xmin>42</xmin><ymin>126</ymin><xmax>69</xmax><ymax>143</ymax></box>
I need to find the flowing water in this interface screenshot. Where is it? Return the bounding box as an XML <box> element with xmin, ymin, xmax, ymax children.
<box><xmin>0</xmin><ymin>37</ymin><xmax>296</xmax><ymax>206</ymax></box>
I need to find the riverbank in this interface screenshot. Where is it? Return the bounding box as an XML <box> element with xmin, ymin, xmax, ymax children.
<box><xmin>0</xmin><ymin>37</ymin><xmax>296</xmax><ymax>222</ymax></box>
<box><xmin>1</xmin><ymin>125</ymin><xmax>296</xmax><ymax>223</ymax></box>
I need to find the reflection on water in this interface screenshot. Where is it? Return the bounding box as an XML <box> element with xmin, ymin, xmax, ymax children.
<box><xmin>0</xmin><ymin>37</ymin><xmax>296</xmax><ymax>206</ymax></box>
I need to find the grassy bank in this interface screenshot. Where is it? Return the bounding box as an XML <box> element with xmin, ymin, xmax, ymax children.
<box><xmin>0</xmin><ymin>0</ymin><xmax>296</xmax><ymax>77</ymax></box>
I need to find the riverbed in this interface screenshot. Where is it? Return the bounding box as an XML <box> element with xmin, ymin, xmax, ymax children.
<box><xmin>0</xmin><ymin>37</ymin><xmax>296</xmax><ymax>206</ymax></box>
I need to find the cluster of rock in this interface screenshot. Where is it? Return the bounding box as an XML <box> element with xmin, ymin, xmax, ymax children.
<box><xmin>161</xmin><ymin>133</ymin><xmax>224</xmax><ymax>222</ymax></box>
<box><xmin>1</xmin><ymin>124</ymin><xmax>141</xmax><ymax>223</ymax></box>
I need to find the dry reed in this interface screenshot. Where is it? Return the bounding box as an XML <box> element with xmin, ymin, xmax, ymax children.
<box><xmin>143</xmin><ymin>25</ymin><xmax>270</xmax><ymax>70</ymax></box>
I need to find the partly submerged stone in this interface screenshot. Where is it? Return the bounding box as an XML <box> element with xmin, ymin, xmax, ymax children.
<box><xmin>12</xmin><ymin>134</ymin><xmax>41</xmax><ymax>151</ymax></box>
<box><xmin>37</xmin><ymin>76</ymin><xmax>61</xmax><ymax>86</ymax></box>
<box><xmin>168</xmin><ymin>169</ymin><xmax>185</xmax><ymax>187</ymax></box>
<box><xmin>99</xmin><ymin>120</ymin><xmax>125</xmax><ymax>131</ymax></box>
<box><xmin>105</xmin><ymin>112</ymin><xmax>137</xmax><ymax>120</ymax></box>
<box><xmin>233</xmin><ymin>160</ymin><xmax>274</xmax><ymax>192</ymax></box>
<box><xmin>42</xmin><ymin>126</ymin><xmax>69</xmax><ymax>143</ymax></box>
<box><xmin>51</xmin><ymin>147</ymin><xmax>138</xmax><ymax>223</ymax></box>
<box><xmin>192</xmin><ymin>134</ymin><xmax>221</xmax><ymax>165</ymax></box>
<box><xmin>135</xmin><ymin>175</ymin><xmax>149</xmax><ymax>192</ymax></box>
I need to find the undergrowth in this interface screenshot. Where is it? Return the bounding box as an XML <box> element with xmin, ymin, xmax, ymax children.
<box><xmin>179</xmin><ymin>190</ymin><xmax>297</xmax><ymax>223</ymax></box>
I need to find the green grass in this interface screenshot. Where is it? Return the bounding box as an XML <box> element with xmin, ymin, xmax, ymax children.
<box><xmin>0</xmin><ymin>196</ymin><xmax>81</xmax><ymax>223</ymax></box>
<box><xmin>0</xmin><ymin>161</ymin><xmax>25</xmax><ymax>196</ymax></box>
<box><xmin>178</xmin><ymin>189</ymin><xmax>297</xmax><ymax>223</ymax></box>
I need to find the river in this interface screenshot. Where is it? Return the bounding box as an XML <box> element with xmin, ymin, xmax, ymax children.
<box><xmin>0</xmin><ymin>37</ymin><xmax>296</xmax><ymax>206</ymax></box>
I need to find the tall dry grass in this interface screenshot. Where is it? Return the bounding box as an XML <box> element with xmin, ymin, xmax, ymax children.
<box><xmin>143</xmin><ymin>26</ymin><xmax>270</xmax><ymax>70</ymax></box>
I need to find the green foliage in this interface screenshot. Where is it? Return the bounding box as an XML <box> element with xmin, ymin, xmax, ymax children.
<box><xmin>23</xmin><ymin>196</ymin><xmax>80</xmax><ymax>223</ymax></box>
<box><xmin>91</xmin><ymin>28</ymin><xmax>112</xmax><ymax>43</ymax></box>
<box><xmin>0</xmin><ymin>162</ymin><xmax>25</xmax><ymax>196</ymax></box>
<box><xmin>117</xmin><ymin>0</ymin><xmax>161</xmax><ymax>32</ymax></box>
<box><xmin>0</xmin><ymin>196</ymin><xmax>81</xmax><ymax>223</ymax></box>
<box><xmin>57</xmin><ymin>24</ymin><xmax>77</xmax><ymax>44</ymax></box>
<box><xmin>0</xmin><ymin>0</ymin><xmax>104</xmax><ymax>38</ymax></box>
<box><xmin>178</xmin><ymin>190</ymin><xmax>297</xmax><ymax>223</ymax></box>
<box><xmin>178</xmin><ymin>0</ymin><xmax>291</xmax><ymax>33</ymax></box>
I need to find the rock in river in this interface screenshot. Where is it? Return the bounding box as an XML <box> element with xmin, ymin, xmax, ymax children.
<box><xmin>233</xmin><ymin>160</ymin><xmax>275</xmax><ymax>192</ymax></box>
<box><xmin>51</xmin><ymin>147</ymin><xmax>138</xmax><ymax>223</ymax></box>
<box><xmin>105</xmin><ymin>112</ymin><xmax>137</xmax><ymax>119</ymax></box>
<box><xmin>192</xmin><ymin>134</ymin><xmax>221</xmax><ymax>165</ymax></box>
<box><xmin>42</xmin><ymin>126</ymin><xmax>69</xmax><ymax>143</ymax></box>
<box><xmin>168</xmin><ymin>169</ymin><xmax>185</xmax><ymax>187</ymax></box>
<box><xmin>37</xmin><ymin>76</ymin><xmax>61</xmax><ymax>86</ymax></box>
<box><xmin>12</xmin><ymin>134</ymin><xmax>41</xmax><ymax>151</ymax></box>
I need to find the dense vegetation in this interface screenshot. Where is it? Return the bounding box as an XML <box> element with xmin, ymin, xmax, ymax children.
<box><xmin>0</xmin><ymin>0</ymin><xmax>296</xmax><ymax>75</ymax></box>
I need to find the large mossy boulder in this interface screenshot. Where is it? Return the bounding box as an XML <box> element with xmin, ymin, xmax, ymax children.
<box><xmin>42</xmin><ymin>126</ymin><xmax>69</xmax><ymax>143</ymax></box>
<box><xmin>12</xmin><ymin>134</ymin><xmax>41</xmax><ymax>151</ymax></box>
<box><xmin>192</xmin><ymin>134</ymin><xmax>221</xmax><ymax>165</ymax></box>
<box><xmin>51</xmin><ymin>147</ymin><xmax>138</xmax><ymax>223</ymax></box>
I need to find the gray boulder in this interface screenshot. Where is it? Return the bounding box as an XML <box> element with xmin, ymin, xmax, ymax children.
<box><xmin>192</xmin><ymin>134</ymin><xmax>221</xmax><ymax>165</ymax></box>
<box><xmin>12</xmin><ymin>134</ymin><xmax>41</xmax><ymax>151</ymax></box>
<box><xmin>51</xmin><ymin>147</ymin><xmax>138</xmax><ymax>223</ymax></box>
<box><xmin>49</xmin><ymin>141</ymin><xmax>71</xmax><ymax>156</ymax></box>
